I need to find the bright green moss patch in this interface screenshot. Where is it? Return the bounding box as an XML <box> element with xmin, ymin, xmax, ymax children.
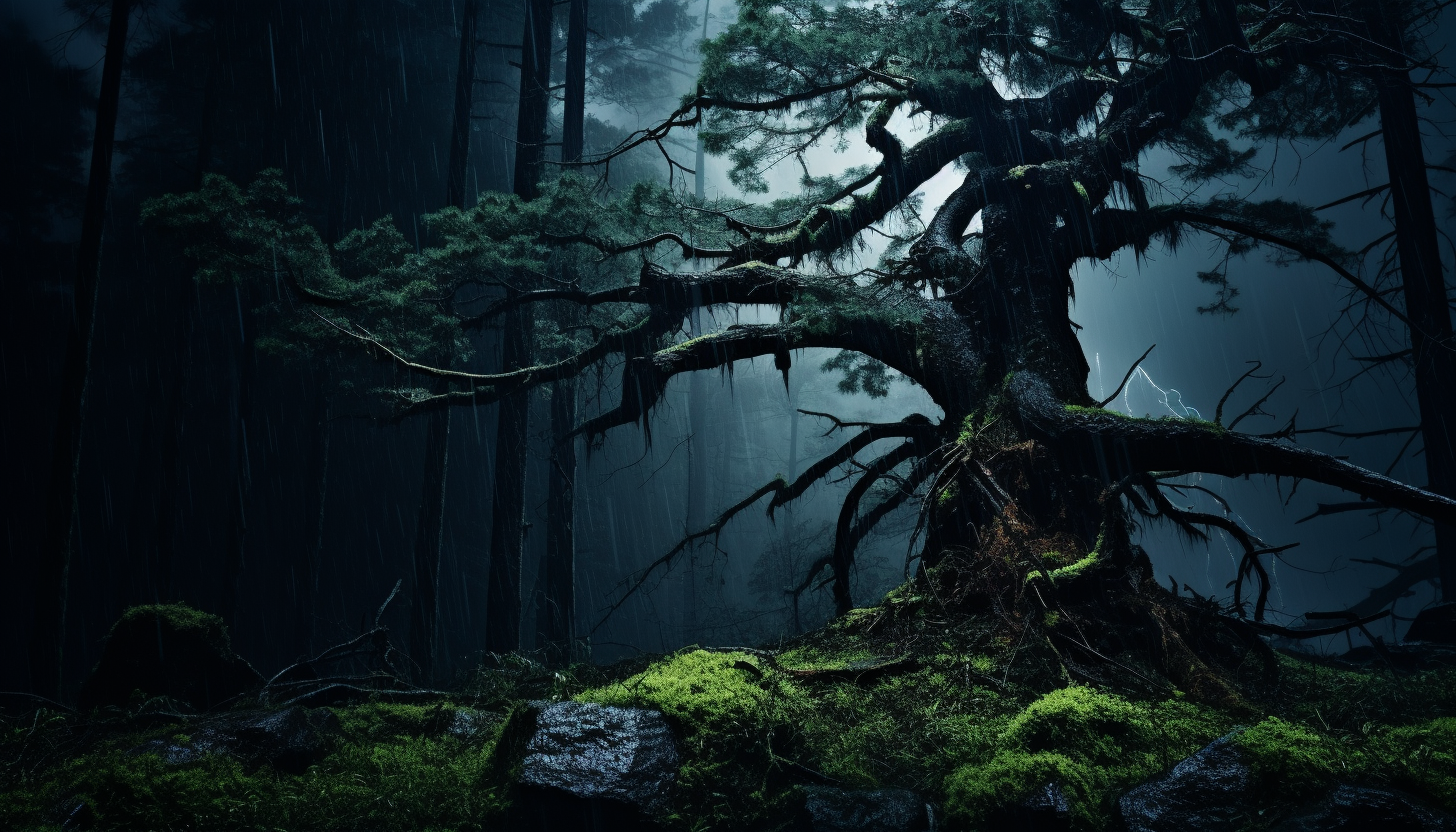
<box><xmin>579</xmin><ymin>649</ymin><xmax>769</xmax><ymax>733</ymax></box>
<box><xmin>9</xmin><ymin>610</ymin><xmax>1456</xmax><ymax>831</ymax></box>
<box><xmin>945</xmin><ymin>686</ymin><xmax>1229</xmax><ymax>829</ymax></box>
<box><xmin>777</xmin><ymin>644</ymin><xmax>880</xmax><ymax>672</ymax></box>
<box><xmin>578</xmin><ymin>649</ymin><xmax>803</xmax><ymax>828</ymax></box>
<box><xmin>1234</xmin><ymin>717</ymin><xmax>1341</xmax><ymax>797</ymax></box>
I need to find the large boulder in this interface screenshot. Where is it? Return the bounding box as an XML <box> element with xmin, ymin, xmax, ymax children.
<box><xmin>1274</xmin><ymin>785</ymin><xmax>1456</xmax><ymax>831</ymax></box>
<box><xmin>800</xmin><ymin>786</ymin><xmax>933</xmax><ymax>832</ymax></box>
<box><xmin>78</xmin><ymin>604</ymin><xmax>261</xmax><ymax>712</ymax></box>
<box><xmin>984</xmin><ymin>780</ymin><xmax>1072</xmax><ymax>831</ymax></box>
<box><xmin>1407</xmin><ymin>603</ymin><xmax>1456</xmax><ymax>645</ymax></box>
<box><xmin>517</xmin><ymin>701</ymin><xmax>680</xmax><ymax>829</ymax></box>
<box><xmin>1119</xmin><ymin>733</ymin><xmax>1253</xmax><ymax>832</ymax></box>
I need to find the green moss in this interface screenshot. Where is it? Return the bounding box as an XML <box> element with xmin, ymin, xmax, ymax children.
<box><xmin>334</xmin><ymin>701</ymin><xmax>467</xmax><ymax>744</ymax></box>
<box><xmin>12</xmin><ymin>606</ymin><xmax>1456</xmax><ymax>832</ymax></box>
<box><xmin>1073</xmin><ymin>181</ymin><xmax>1090</xmax><ymax>202</ymax></box>
<box><xmin>777</xmin><ymin>645</ymin><xmax>879</xmax><ymax>672</ymax></box>
<box><xmin>578</xmin><ymin>649</ymin><xmax>800</xmax><ymax>828</ymax></box>
<box><xmin>1369</xmin><ymin>718</ymin><xmax>1456</xmax><ymax>806</ymax></box>
<box><xmin>1234</xmin><ymin>717</ymin><xmax>1341</xmax><ymax>797</ymax></box>
<box><xmin>944</xmin><ymin>686</ymin><xmax>1228</xmax><ymax>829</ymax></box>
<box><xmin>1063</xmin><ymin>404</ymin><xmax>1133</xmax><ymax>419</ymax></box>
<box><xmin>0</xmin><ymin>702</ymin><xmax>510</xmax><ymax>832</ymax></box>
<box><xmin>114</xmin><ymin>604</ymin><xmax>234</xmax><ymax>653</ymax></box>
<box><xmin>579</xmin><ymin>649</ymin><xmax>768</xmax><ymax>733</ymax></box>
<box><xmin>662</xmin><ymin>330</ymin><xmax>721</xmax><ymax>354</ymax></box>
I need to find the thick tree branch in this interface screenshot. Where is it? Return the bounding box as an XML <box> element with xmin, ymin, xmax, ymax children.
<box><xmin>1013</xmin><ymin>373</ymin><xmax>1456</xmax><ymax>527</ymax></box>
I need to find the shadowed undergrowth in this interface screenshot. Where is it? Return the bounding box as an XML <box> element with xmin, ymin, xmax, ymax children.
<box><xmin>3</xmin><ymin>595</ymin><xmax>1456</xmax><ymax>831</ymax></box>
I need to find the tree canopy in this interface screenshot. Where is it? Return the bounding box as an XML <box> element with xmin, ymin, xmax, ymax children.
<box><xmin>148</xmin><ymin>0</ymin><xmax>1456</xmax><ymax>693</ymax></box>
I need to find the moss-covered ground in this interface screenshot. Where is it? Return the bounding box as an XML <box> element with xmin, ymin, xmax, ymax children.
<box><xmin>4</xmin><ymin>598</ymin><xmax>1456</xmax><ymax>831</ymax></box>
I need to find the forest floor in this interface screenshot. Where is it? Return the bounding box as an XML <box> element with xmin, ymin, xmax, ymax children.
<box><xmin>3</xmin><ymin>583</ymin><xmax>1456</xmax><ymax>831</ymax></box>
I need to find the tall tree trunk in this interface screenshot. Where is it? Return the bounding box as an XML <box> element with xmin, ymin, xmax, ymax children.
<box><xmin>30</xmin><ymin>0</ymin><xmax>133</xmax><ymax>698</ymax></box>
<box><xmin>511</xmin><ymin>0</ymin><xmax>554</xmax><ymax>202</ymax></box>
<box><xmin>538</xmin><ymin>380</ymin><xmax>577</xmax><ymax>666</ymax></box>
<box><xmin>409</xmin><ymin>0</ymin><xmax>478</xmax><ymax>682</ymax></box>
<box><xmin>487</xmin><ymin>0</ymin><xmax>553</xmax><ymax>655</ymax></box>
<box><xmin>693</xmin><ymin>0</ymin><xmax>710</xmax><ymax>201</ymax></box>
<box><xmin>297</xmin><ymin>381</ymin><xmax>331</xmax><ymax>660</ymax></box>
<box><xmin>218</xmin><ymin>285</ymin><xmax>258</xmax><ymax>628</ymax></box>
<box><xmin>561</xmin><ymin>0</ymin><xmax>587</xmax><ymax>166</ymax></box>
<box><xmin>150</xmin><ymin>41</ymin><xmax>221</xmax><ymax>606</ymax></box>
<box><xmin>409</xmin><ymin>377</ymin><xmax>450</xmax><ymax>682</ymax></box>
<box><xmin>445</xmin><ymin>0</ymin><xmax>479</xmax><ymax>210</ymax></box>
<box><xmin>1368</xmin><ymin>6</ymin><xmax>1456</xmax><ymax>601</ymax></box>
<box><xmin>486</xmin><ymin>306</ymin><xmax>531</xmax><ymax>655</ymax></box>
<box><xmin>533</xmin><ymin>0</ymin><xmax>587</xmax><ymax>668</ymax></box>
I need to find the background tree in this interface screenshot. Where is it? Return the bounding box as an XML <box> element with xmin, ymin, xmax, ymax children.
<box><xmin>30</xmin><ymin>0</ymin><xmax>135</xmax><ymax>700</ymax></box>
<box><xmin>315</xmin><ymin>0</ymin><xmax>1456</xmax><ymax>680</ymax></box>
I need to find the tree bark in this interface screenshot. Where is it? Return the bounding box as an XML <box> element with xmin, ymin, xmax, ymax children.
<box><xmin>445</xmin><ymin>0</ymin><xmax>479</xmax><ymax>210</ymax></box>
<box><xmin>1367</xmin><ymin>4</ymin><xmax>1456</xmax><ymax>600</ymax></box>
<box><xmin>409</xmin><ymin>381</ymin><xmax>450</xmax><ymax>682</ymax></box>
<box><xmin>538</xmin><ymin>379</ymin><xmax>577</xmax><ymax>666</ymax></box>
<box><xmin>410</xmin><ymin>1</ymin><xmax>476</xmax><ymax>681</ymax></box>
<box><xmin>218</xmin><ymin>285</ymin><xmax>258</xmax><ymax>629</ymax></box>
<box><xmin>486</xmin><ymin>305</ymin><xmax>531</xmax><ymax>655</ymax></box>
<box><xmin>561</xmin><ymin>0</ymin><xmax>587</xmax><ymax>166</ymax></box>
<box><xmin>30</xmin><ymin>0</ymin><xmax>133</xmax><ymax>698</ymax></box>
<box><xmin>533</xmin><ymin>0</ymin><xmax>585</xmax><ymax>667</ymax></box>
<box><xmin>150</xmin><ymin>36</ymin><xmax>220</xmax><ymax>607</ymax></box>
<box><xmin>297</xmin><ymin>381</ymin><xmax>331</xmax><ymax>660</ymax></box>
<box><xmin>511</xmin><ymin>0</ymin><xmax>554</xmax><ymax>201</ymax></box>
<box><xmin>694</xmin><ymin>0</ymin><xmax>710</xmax><ymax>201</ymax></box>
<box><xmin>486</xmin><ymin>0</ymin><xmax>553</xmax><ymax>655</ymax></box>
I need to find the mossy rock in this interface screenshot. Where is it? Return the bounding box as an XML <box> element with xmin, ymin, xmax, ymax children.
<box><xmin>77</xmin><ymin>604</ymin><xmax>261</xmax><ymax>713</ymax></box>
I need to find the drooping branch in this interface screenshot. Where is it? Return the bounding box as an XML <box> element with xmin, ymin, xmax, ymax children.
<box><xmin>543</xmin><ymin>231</ymin><xmax>734</xmax><ymax>260</ymax></box>
<box><xmin>1124</xmin><ymin>474</ymin><xmax>1279</xmax><ymax>620</ymax></box>
<box><xmin>768</xmin><ymin>414</ymin><xmax>934</xmax><ymax>518</ymax></box>
<box><xmin>588</xmin><ymin>477</ymin><xmax>789</xmax><ymax>635</ymax></box>
<box><xmin>460</xmin><ymin>262</ymin><xmax>809</xmax><ymax>327</ymax></box>
<box><xmin>1071</xmin><ymin>206</ymin><xmax>1420</xmax><ymax>334</ymax></box>
<box><xmin>573</xmin><ymin>294</ymin><xmax>953</xmax><ymax>440</ymax></box>
<box><xmin>828</xmin><ymin>444</ymin><xmax>932</xmax><ymax>614</ymax></box>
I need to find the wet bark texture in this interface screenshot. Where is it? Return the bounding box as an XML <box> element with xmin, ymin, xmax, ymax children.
<box><xmin>538</xmin><ymin>380</ymin><xmax>577</xmax><ymax>666</ymax></box>
<box><xmin>488</xmin><ymin>0</ymin><xmax>553</xmax><ymax>655</ymax></box>
<box><xmin>30</xmin><ymin>0</ymin><xmax>134</xmax><ymax>698</ymax></box>
<box><xmin>1365</xmin><ymin>1</ymin><xmax>1456</xmax><ymax>600</ymax></box>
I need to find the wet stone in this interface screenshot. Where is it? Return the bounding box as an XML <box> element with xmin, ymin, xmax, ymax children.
<box><xmin>127</xmin><ymin>739</ymin><xmax>201</xmax><ymax>765</ymax></box>
<box><xmin>190</xmin><ymin>706</ymin><xmax>339</xmax><ymax>774</ymax></box>
<box><xmin>1119</xmin><ymin>733</ymin><xmax>1253</xmax><ymax>832</ymax></box>
<box><xmin>801</xmin><ymin>786</ymin><xmax>933</xmax><ymax>832</ymax></box>
<box><xmin>1274</xmin><ymin>785</ymin><xmax>1456</xmax><ymax>832</ymax></box>
<box><xmin>446</xmin><ymin>707</ymin><xmax>498</xmax><ymax>742</ymax></box>
<box><xmin>518</xmin><ymin>701</ymin><xmax>679</xmax><ymax>817</ymax></box>
<box><xmin>78</xmin><ymin>605</ymin><xmax>261</xmax><ymax>713</ymax></box>
<box><xmin>986</xmin><ymin>780</ymin><xmax>1072</xmax><ymax>831</ymax></box>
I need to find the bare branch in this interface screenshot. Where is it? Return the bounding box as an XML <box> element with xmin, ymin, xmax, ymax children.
<box><xmin>1098</xmin><ymin>344</ymin><xmax>1156</xmax><ymax>409</ymax></box>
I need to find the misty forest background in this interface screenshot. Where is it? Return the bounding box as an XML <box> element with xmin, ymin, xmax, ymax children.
<box><xmin>4</xmin><ymin>0</ymin><xmax>1455</xmax><ymax>700</ymax></box>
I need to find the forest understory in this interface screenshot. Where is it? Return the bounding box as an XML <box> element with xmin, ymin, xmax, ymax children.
<box><xmin>4</xmin><ymin>549</ymin><xmax>1456</xmax><ymax>832</ymax></box>
<box><xmin>12</xmin><ymin>0</ymin><xmax>1456</xmax><ymax>828</ymax></box>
